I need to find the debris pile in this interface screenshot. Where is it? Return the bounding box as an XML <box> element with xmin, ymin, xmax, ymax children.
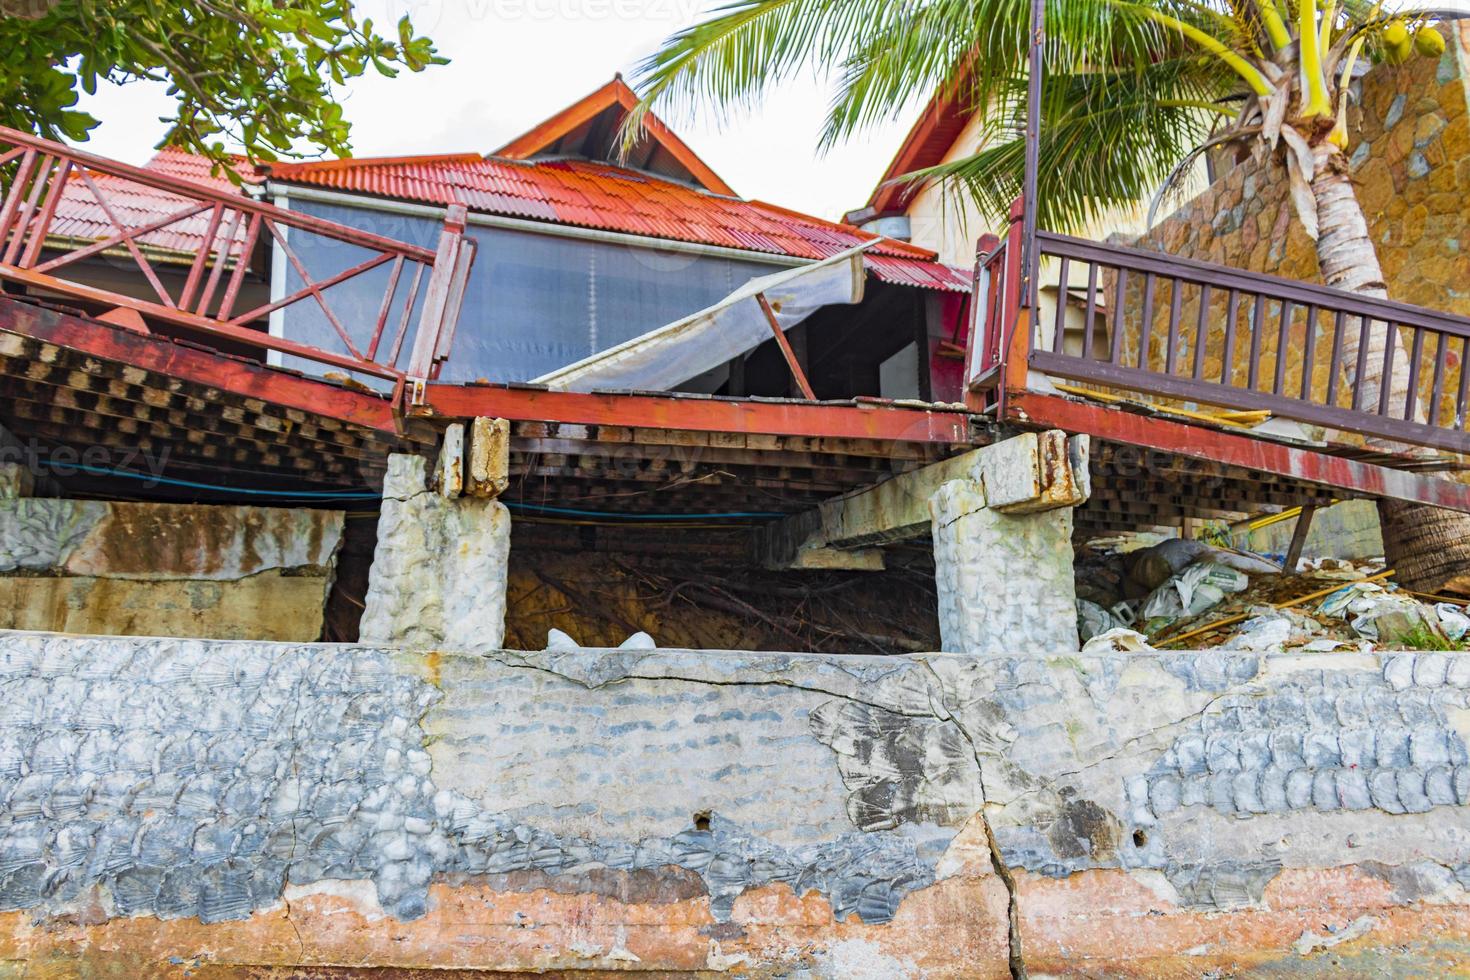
<box><xmin>1076</xmin><ymin>538</ymin><xmax>1470</xmax><ymax>653</ymax></box>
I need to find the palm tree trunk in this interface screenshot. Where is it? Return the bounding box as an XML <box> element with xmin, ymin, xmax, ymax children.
<box><xmin>1310</xmin><ymin>158</ymin><xmax>1470</xmax><ymax>594</ymax></box>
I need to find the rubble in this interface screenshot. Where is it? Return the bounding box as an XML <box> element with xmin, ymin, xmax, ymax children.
<box><xmin>1076</xmin><ymin>537</ymin><xmax>1470</xmax><ymax>652</ymax></box>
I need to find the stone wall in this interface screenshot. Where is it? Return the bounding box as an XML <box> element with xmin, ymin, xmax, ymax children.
<box><xmin>2</xmin><ymin>629</ymin><xmax>1468</xmax><ymax>975</ymax></box>
<box><xmin>1143</xmin><ymin>25</ymin><xmax>1470</xmax><ymax>306</ymax></box>
<box><xmin>0</xmin><ymin>501</ymin><xmax>342</xmax><ymax>640</ymax></box>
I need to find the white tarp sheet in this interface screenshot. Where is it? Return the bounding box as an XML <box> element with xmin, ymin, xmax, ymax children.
<box><xmin>533</xmin><ymin>243</ymin><xmax>872</xmax><ymax>392</ymax></box>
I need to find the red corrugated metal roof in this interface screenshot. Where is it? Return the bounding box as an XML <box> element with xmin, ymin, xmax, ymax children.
<box><xmin>268</xmin><ymin>155</ymin><xmax>970</xmax><ymax>292</ymax></box>
<box><xmin>48</xmin><ymin>149</ymin><xmax>256</xmax><ymax>260</ymax></box>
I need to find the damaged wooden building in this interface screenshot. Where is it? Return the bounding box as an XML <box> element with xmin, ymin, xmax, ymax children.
<box><xmin>2</xmin><ymin>77</ymin><xmax>1470</xmax><ymax>653</ymax></box>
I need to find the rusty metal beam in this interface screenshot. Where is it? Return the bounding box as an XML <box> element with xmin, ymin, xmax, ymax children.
<box><xmin>1009</xmin><ymin>391</ymin><xmax>1470</xmax><ymax>513</ymax></box>
<box><xmin>0</xmin><ymin>296</ymin><xmax>399</xmax><ymax>433</ymax></box>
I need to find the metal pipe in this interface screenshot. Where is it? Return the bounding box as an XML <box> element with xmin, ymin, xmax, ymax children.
<box><xmin>1023</xmin><ymin>0</ymin><xmax>1044</xmax><ymax>312</ymax></box>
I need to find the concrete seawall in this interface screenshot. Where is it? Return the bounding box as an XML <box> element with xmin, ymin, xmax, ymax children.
<box><xmin>1</xmin><ymin>630</ymin><xmax>1467</xmax><ymax>975</ymax></box>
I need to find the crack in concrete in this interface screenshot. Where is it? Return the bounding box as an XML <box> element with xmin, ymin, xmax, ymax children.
<box><xmin>982</xmin><ymin>811</ymin><xmax>1028</xmax><ymax>980</ymax></box>
<box><xmin>482</xmin><ymin>648</ymin><xmax>1032</xmax><ymax>953</ymax></box>
<box><xmin>478</xmin><ymin>649</ymin><xmax>945</xmax><ymax>718</ymax></box>
<box><xmin>914</xmin><ymin>659</ymin><xmax>1028</xmax><ymax>979</ymax></box>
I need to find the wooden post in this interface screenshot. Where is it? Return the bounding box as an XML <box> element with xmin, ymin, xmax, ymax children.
<box><xmin>757</xmin><ymin>292</ymin><xmax>817</xmax><ymax>400</ymax></box>
<box><xmin>1283</xmin><ymin>504</ymin><xmax>1317</xmax><ymax>574</ymax></box>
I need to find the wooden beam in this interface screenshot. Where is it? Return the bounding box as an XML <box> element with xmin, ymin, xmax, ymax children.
<box><xmin>758</xmin><ymin>293</ymin><xmax>816</xmax><ymax>401</ymax></box>
<box><xmin>1283</xmin><ymin>504</ymin><xmax>1317</xmax><ymax>575</ymax></box>
<box><xmin>423</xmin><ymin>385</ymin><xmax>975</xmax><ymax>444</ymax></box>
<box><xmin>1010</xmin><ymin>391</ymin><xmax>1470</xmax><ymax>514</ymax></box>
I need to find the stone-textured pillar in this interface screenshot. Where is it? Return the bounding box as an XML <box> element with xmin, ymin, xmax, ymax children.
<box><xmin>930</xmin><ymin>476</ymin><xmax>1080</xmax><ymax>655</ymax></box>
<box><xmin>360</xmin><ymin>452</ymin><xmax>511</xmax><ymax>649</ymax></box>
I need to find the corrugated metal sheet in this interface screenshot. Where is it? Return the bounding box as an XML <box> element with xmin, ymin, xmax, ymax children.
<box><xmin>269</xmin><ymin>155</ymin><xmax>971</xmax><ymax>292</ymax></box>
<box><xmin>862</xmin><ymin>254</ymin><xmax>971</xmax><ymax>292</ymax></box>
<box><xmin>48</xmin><ymin>149</ymin><xmax>256</xmax><ymax>260</ymax></box>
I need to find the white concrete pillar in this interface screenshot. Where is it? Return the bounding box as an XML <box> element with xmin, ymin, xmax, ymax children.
<box><xmin>360</xmin><ymin>447</ymin><xmax>511</xmax><ymax>650</ymax></box>
<box><xmin>928</xmin><ymin>434</ymin><xmax>1084</xmax><ymax>655</ymax></box>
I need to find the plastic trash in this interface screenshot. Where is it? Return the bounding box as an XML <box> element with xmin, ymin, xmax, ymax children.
<box><xmin>1436</xmin><ymin>603</ymin><xmax>1470</xmax><ymax>642</ymax></box>
<box><xmin>1081</xmin><ymin>628</ymin><xmax>1156</xmax><ymax>654</ymax></box>
<box><xmin>1141</xmin><ymin>560</ymin><xmax>1250</xmax><ymax>631</ymax></box>
<box><xmin>1128</xmin><ymin>539</ymin><xmax>1276</xmax><ymax>593</ymax></box>
<box><xmin>1208</xmin><ymin>548</ymin><xmax>1282</xmax><ymax>576</ymax></box>
<box><xmin>1318</xmin><ymin>583</ymin><xmax>1437</xmax><ymax>642</ymax></box>
<box><xmin>1077</xmin><ymin>600</ymin><xmax>1119</xmax><ymax>643</ymax></box>
<box><xmin>546</xmin><ymin>628</ymin><xmax>580</xmax><ymax>650</ymax></box>
<box><xmin>1317</xmin><ymin>581</ymin><xmax>1386</xmax><ymax>619</ymax></box>
<box><xmin>1217</xmin><ymin>607</ymin><xmax>1319</xmax><ymax>651</ymax></box>
<box><xmin>1129</xmin><ymin>539</ymin><xmax>1213</xmax><ymax>591</ymax></box>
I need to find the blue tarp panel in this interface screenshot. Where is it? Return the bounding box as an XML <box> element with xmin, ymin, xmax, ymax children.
<box><xmin>276</xmin><ymin>198</ymin><xmax>784</xmax><ymax>383</ymax></box>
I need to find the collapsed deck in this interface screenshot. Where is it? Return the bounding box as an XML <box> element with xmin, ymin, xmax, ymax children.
<box><xmin>1</xmin><ymin>125</ymin><xmax>1468</xmax><ymax>540</ymax></box>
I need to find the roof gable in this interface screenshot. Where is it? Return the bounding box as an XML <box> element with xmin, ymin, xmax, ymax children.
<box><xmin>493</xmin><ymin>77</ymin><xmax>736</xmax><ymax>197</ymax></box>
<box><xmin>855</xmin><ymin>62</ymin><xmax>978</xmax><ymax>219</ymax></box>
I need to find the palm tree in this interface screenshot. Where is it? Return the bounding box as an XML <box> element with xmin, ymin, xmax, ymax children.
<box><xmin>631</xmin><ymin>0</ymin><xmax>1470</xmax><ymax>594</ymax></box>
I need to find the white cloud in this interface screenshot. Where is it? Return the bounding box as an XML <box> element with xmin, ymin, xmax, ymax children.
<box><xmin>70</xmin><ymin>0</ymin><xmax>923</xmax><ymax>221</ymax></box>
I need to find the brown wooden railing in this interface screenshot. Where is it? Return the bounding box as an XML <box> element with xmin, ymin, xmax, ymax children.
<box><xmin>0</xmin><ymin>125</ymin><xmax>475</xmax><ymax>406</ymax></box>
<box><xmin>969</xmin><ymin>200</ymin><xmax>1470</xmax><ymax>455</ymax></box>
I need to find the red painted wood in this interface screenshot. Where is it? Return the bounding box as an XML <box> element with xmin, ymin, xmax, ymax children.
<box><xmin>1009</xmin><ymin>391</ymin><xmax>1470</xmax><ymax>513</ymax></box>
<box><xmin>0</xmin><ymin>296</ymin><xmax>399</xmax><ymax>431</ymax></box>
<box><xmin>421</xmin><ymin>384</ymin><xmax>974</xmax><ymax>443</ymax></box>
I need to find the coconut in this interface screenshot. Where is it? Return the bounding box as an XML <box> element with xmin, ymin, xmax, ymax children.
<box><xmin>1415</xmin><ymin>28</ymin><xmax>1446</xmax><ymax>59</ymax></box>
<box><xmin>1385</xmin><ymin>36</ymin><xmax>1415</xmax><ymax>65</ymax></box>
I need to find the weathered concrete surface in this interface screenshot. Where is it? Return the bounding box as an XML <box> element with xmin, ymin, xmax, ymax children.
<box><xmin>360</xmin><ymin>454</ymin><xmax>511</xmax><ymax>649</ymax></box>
<box><xmin>0</xmin><ymin>500</ymin><xmax>342</xmax><ymax>640</ymax></box>
<box><xmin>0</xmin><ymin>573</ymin><xmax>335</xmax><ymax>642</ymax></box>
<box><xmin>466</xmin><ymin>415</ymin><xmax>510</xmax><ymax>498</ymax></box>
<box><xmin>760</xmin><ymin>431</ymin><xmax>1088</xmax><ymax>568</ymax></box>
<box><xmin>930</xmin><ymin>478</ymin><xmax>1080</xmax><ymax>655</ymax></box>
<box><xmin>2</xmin><ymin>631</ymin><xmax>1469</xmax><ymax>975</ymax></box>
<box><xmin>0</xmin><ymin>499</ymin><xmax>341</xmax><ymax>579</ymax></box>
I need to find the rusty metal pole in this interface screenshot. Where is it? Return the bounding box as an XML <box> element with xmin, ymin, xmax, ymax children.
<box><xmin>1022</xmin><ymin>0</ymin><xmax>1043</xmax><ymax>313</ymax></box>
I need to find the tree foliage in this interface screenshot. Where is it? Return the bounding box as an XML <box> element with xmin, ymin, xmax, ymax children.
<box><xmin>0</xmin><ymin>0</ymin><xmax>443</xmax><ymax>168</ymax></box>
<box><xmin>633</xmin><ymin>0</ymin><xmax>1449</xmax><ymax>234</ymax></box>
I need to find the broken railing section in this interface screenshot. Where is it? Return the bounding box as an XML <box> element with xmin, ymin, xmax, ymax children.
<box><xmin>968</xmin><ymin>195</ymin><xmax>1470</xmax><ymax>455</ymax></box>
<box><xmin>0</xmin><ymin>125</ymin><xmax>474</xmax><ymax>408</ymax></box>
<box><xmin>359</xmin><ymin>417</ymin><xmax>512</xmax><ymax>649</ymax></box>
<box><xmin>760</xmin><ymin>430</ymin><xmax>1089</xmax><ymax>655</ymax></box>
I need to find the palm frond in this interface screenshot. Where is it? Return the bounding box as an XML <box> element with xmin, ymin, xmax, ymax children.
<box><xmin>817</xmin><ymin>0</ymin><xmax>1167</xmax><ymax>151</ymax></box>
<box><xmin>623</xmin><ymin>0</ymin><xmax>899</xmax><ymax>150</ymax></box>
<box><xmin>900</xmin><ymin>57</ymin><xmax>1229</xmax><ymax>234</ymax></box>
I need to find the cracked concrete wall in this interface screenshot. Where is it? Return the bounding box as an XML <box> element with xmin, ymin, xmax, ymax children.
<box><xmin>359</xmin><ymin>454</ymin><xmax>511</xmax><ymax>650</ymax></box>
<box><xmin>1</xmin><ymin>630</ymin><xmax>1468</xmax><ymax>976</ymax></box>
<box><xmin>0</xmin><ymin>501</ymin><xmax>342</xmax><ymax>641</ymax></box>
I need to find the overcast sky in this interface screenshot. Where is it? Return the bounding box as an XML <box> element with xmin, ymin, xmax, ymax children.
<box><xmin>71</xmin><ymin>0</ymin><xmax>922</xmax><ymax>222</ymax></box>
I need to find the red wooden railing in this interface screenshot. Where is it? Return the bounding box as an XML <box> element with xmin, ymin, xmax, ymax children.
<box><xmin>0</xmin><ymin>125</ymin><xmax>474</xmax><ymax>407</ymax></box>
<box><xmin>969</xmin><ymin>197</ymin><xmax>1470</xmax><ymax>456</ymax></box>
